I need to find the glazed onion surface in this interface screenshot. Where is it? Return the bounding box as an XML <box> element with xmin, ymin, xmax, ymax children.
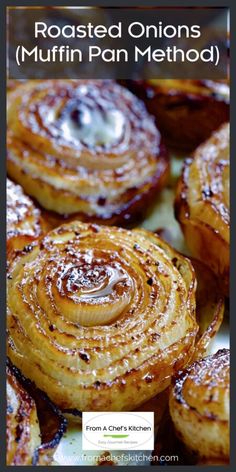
<box><xmin>7</xmin><ymin>178</ymin><xmax>44</xmax><ymax>258</ymax></box>
<box><xmin>7</xmin><ymin>80</ymin><xmax>168</xmax><ymax>226</ymax></box>
<box><xmin>175</xmin><ymin>123</ymin><xmax>229</xmax><ymax>295</ymax></box>
<box><xmin>169</xmin><ymin>349</ymin><xmax>230</xmax><ymax>462</ymax></box>
<box><xmin>6</xmin><ymin>365</ymin><xmax>41</xmax><ymax>465</ymax></box>
<box><xmin>8</xmin><ymin>221</ymin><xmax>198</xmax><ymax>413</ymax></box>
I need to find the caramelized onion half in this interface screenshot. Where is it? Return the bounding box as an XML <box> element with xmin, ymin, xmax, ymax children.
<box><xmin>7</xmin><ymin>221</ymin><xmax>199</xmax><ymax>413</ymax></box>
<box><xmin>122</xmin><ymin>80</ymin><xmax>229</xmax><ymax>151</ymax></box>
<box><xmin>175</xmin><ymin>123</ymin><xmax>229</xmax><ymax>295</ymax></box>
<box><xmin>169</xmin><ymin>349</ymin><xmax>230</xmax><ymax>462</ymax></box>
<box><xmin>7</xmin><ymin>80</ymin><xmax>169</xmax><ymax>226</ymax></box>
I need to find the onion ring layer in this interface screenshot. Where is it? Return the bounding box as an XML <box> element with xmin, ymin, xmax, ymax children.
<box><xmin>169</xmin><ymin>349</ymin><xmax>230</xmax><ymax>462</ymax></box>
<box><xmin>175</xmin><ymin>123</ymin><xmax>229</xmax><ymax>295</ymax></box>
<box><xmin>7</xmin><ymin>80</ymin><xmax>169</xmax><ymax>226</ymax></box>
<box><xmin>7</xmin><ymin>221</ymin><xmax>198</xmax><ymax>413</ymax></box>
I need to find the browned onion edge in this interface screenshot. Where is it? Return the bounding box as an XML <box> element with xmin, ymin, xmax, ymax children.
<box><xmin>171</xmin><ymin>348</ymin><xmax>229</xmax><ymax>420</ymax></box>
<box><xmin>121</xmin><ymin>80</ymin><xmax>229</xmax><ymax>105</ymax></box>
<box><xmin>120</xmin><ymin>80</ymin><xmax>229</xmax><ymax>152</ymax></box>
<box><xmin>174</xmin><ymin>155</ymin><xmax>229</xmax><ymax>294</ymax></box>
<box><xmin>174</xmin><ymin>155</ymin><xmax>229</xmax><ymax>244</ymax></box>
<box><xmin>8</xmin><ymin>141</ymin><xmax>169</xmax><ymax>228</ymax></box>
<box><xmin>7</xmin><ymin>359</ymin><xmax>67</xmax><ymax>465</ymax></box>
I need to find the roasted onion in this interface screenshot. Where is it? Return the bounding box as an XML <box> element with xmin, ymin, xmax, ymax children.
<box><xmin>7</xmin><ymin>221</ymin><xmax>201</xmax><ymax>414</ymax></box>
<box><xmin>7</xmin><ymin>80</ymin><xmax>169</xmax><ymax>226</ymax></box>
<box><xmin>7</xmin><ymin>178</ymin><xmax>46</xmax><ymax>260</ymax></box>
<box><xmin>169</xmin><ymin>349</ymin><xmax>230</xmax><ymax>463</ymax></box>
<box><xmin>123</xmin><ymin>80</ymin><xmax>229</xmax><ymax>151</ymax></box>
<box><xmin>175</xmin><ymin>123</ymin><xmax>229</xmax><ymax>295</ymax></box>
<box><xmin>191</xmin><ymin>258</ymin><xmax>224</xmax><ymax>361</ymax></box>
<box><xmin>7</xmin><ymin>364</ymin><xmax>40</xmax><ymax>465</ymax></box>
<box><xmin>7</xmin><ymin>362</ymin><xmax>67</xmax><ymax>465</ymax></box>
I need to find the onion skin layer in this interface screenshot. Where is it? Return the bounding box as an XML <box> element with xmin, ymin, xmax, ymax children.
<box><xmin>175</xmin><ymin>123</ymin><xmax>229</xmax><ymax>296</ymax></box>
<box><xmin>122</xmin><ymin>80</ymin><xmax>229</xmax><ymax>151</ymax></box>
<box><xmin>7</xmin><ymin>221</ymin><xmax>199</xmax><ymax>413</ymax></box>
<box><xmin>169</xmin><ymin>349</ymin><xmax>230</xmax><ymax>463</ymax></box>
<box><xmin>7</xmin><ymin>80</ymin><xmax>169</xmax><ymax>227</ymax></box>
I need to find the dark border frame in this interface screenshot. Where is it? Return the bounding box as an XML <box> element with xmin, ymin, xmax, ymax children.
<box><xmin>1</xmin><ymin>1</ymin><xmax>234</xmax><ymax>470</ymax></box>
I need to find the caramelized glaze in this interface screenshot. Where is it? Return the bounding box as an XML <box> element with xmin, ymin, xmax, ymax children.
<box><xmin>7</xmin><ymin>221</ymin><xmax>199</xmax><ymax>413</ymax></box>
<box><xmin>7</xmin><ymin>80</ymin><xmax>169</xmax><ymax>226</ymax></box>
